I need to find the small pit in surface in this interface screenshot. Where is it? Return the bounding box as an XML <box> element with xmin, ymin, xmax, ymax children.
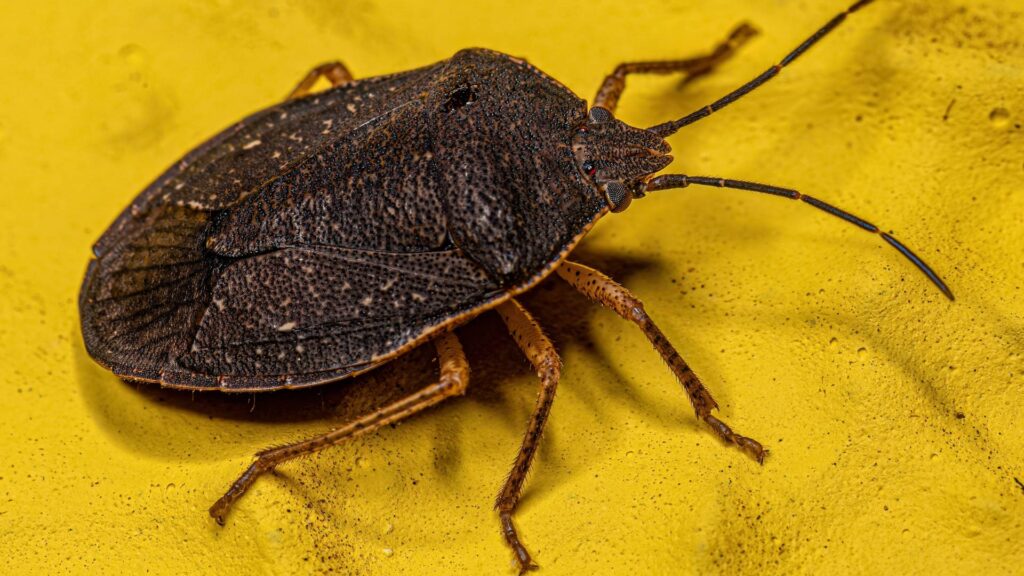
<box><xmin>988</xmin><ymin>107</ymin><xmax>1011</xmax><ymax>128</ymax></box>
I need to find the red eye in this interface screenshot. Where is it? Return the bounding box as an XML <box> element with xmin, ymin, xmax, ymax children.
<box><xmin>582</xmin><ymin>160</ymin><xmax>596</xmax><ymax>176</ymax></box>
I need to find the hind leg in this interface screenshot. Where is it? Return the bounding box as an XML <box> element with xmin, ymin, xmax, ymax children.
<box><xmin>593</xmin><ymin>22</ymin><xmax>758</xmax><ymax>113</ymax></box>
<box><xmin>209</xmin><ymin>331</ymin><xmax>469</xmax><ymax>524</ymax></box>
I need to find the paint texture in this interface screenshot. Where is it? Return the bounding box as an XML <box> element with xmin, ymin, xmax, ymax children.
<box><xmin>1</xmin><ymin>1</ymin><xmax>1022</xmax><ymax>574</ymax></box>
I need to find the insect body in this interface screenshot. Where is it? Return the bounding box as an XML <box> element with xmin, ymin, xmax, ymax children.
<box><xmin>79</xmin><ymin>0</ymin><xmax>950</xmax><ymax>571</ymax></box>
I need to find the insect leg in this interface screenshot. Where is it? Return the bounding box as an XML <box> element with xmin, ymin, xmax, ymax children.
<box><xmin>286</xmin><ymin>61</ymin><xmax>354</xmax><ymax>100</ymax></box>
<box><xmin>208</xmin><ymin>331</ymin><xmax>469</xmax><ymax>525</ymax></box>
<box><xmin>556</xmin><ymin>260</ymin><xmax>766</xmax><ymax>463</ymax></box>
<box><xmin>494</xmin><ymin>298</ymin><xmax>562</xmax><ymax>574</ymax></box>
<box><xmin>592</xmin><ymin>22</ymin><xmax>758</xmax><ymax>113</ymax></box>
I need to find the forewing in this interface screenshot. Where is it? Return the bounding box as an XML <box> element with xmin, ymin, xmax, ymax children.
<box><xmin>207</xmin><ymin>96</ymin><xmax>446</xmax><ymax>256</ymax></box>
<box><xmin>82</xmin><ymin>60</ymin><xmax>460</xmax><ymax>387</ymax></box>
<box><xmin>80</xmin><ymin>205</ymin><xmax>215</xmax><ymax>381</ymax></box>
<box><xmin>92</xmin><ymin>62</ymin><xmax>443</xmax><ymax>258</ymax></box>
<box><xmin>173</xmin><ymin>246</ymin><xmax>501</xmax><ymax>390</ymax></box>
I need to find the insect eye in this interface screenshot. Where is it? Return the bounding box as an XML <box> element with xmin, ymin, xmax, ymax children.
<box><xmin>603</xmin><ymin>181</ymin><xmax>632</xmax><ymax>213</ymax></box>
<box><xmin>581</xmin><ymin>160</ymin><xmax>596</xmax><ymax>176</ymax></box>
<box><xmin>588</xmin><ymin>106</ymin><xmax>612</xmax><ymax>123</ymax></box>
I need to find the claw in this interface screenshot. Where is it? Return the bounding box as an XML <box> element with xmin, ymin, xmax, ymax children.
<box><xmin>209</xmin><ymin>501</ymin><xmax>229</xmax><ymax>526</ymax></box>
<box><xmin>735</xmin><ymin>435</ymin><xmax>766</xmax><ymax>464</ymax></box>
<box><xmin>516</xmin><ymin>558</ymin><xmax>539</xmax><ymax>575</ymax></box>
<box><xmin>705</xmin><ymin>414</ymin><xmax>765</xmax><ymax>463</ymax></box>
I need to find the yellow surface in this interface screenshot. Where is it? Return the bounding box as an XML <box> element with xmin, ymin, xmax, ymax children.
<box><xmin>2</xmin><ymin>1</ymin><xmax>1022</xmax><ymax>574</ymax></box>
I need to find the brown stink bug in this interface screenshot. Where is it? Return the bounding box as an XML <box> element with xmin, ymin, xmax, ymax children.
<box><xmin>79</xmin><ymin>0</ymin><xmax>951</xmax><ymax>571</ymax></box>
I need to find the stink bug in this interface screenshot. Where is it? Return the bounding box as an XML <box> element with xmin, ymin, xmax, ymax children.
<box><xmin>79</xmin><ymin>0</ymin><xmax>952</xmax><ymax>571</ymax></box>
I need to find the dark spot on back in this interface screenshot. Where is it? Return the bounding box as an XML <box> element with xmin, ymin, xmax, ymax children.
<box><xmin>443</xmin><ymin>86</ymin><xmax>477</xmax><ymax>113</ymax></box>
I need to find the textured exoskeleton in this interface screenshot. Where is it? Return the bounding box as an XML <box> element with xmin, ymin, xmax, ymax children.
<box><xmin>82</xmin><ymin>49</ymin><xmax>638</xmax><ymax>390</ymax></box>
<box><xmin>80</xmin><ymin>2</ymin><xmax>952</xmax><ymax>571</ymax></box>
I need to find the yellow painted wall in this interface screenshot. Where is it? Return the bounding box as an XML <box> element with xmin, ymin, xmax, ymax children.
<box><xmin>2</xmin><ymin>1</ymin><xmax>1022</xmax><ymax>574</ymax></box>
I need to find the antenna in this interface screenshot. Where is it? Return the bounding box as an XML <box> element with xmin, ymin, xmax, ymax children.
<box><xmin>649</xmin><ymin>0</ymin><xmax>875</xmax><ymax>137</ymax></box>
<box><xmin>645</xmin><ymin>174</ymin><xmax>954</xmax><ymax>300</ymax></box>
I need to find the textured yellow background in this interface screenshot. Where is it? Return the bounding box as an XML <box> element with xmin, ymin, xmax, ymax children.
<box><xmin>1</xmin><ymin>1</ymin><xmax>1022</xmax><ymax>574</ymax></box>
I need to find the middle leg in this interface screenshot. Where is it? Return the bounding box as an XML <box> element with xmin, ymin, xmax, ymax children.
<box><xmin>556</xmin><ymin>260</ymin><xmax>764</xmax><ymax>462</ymax></box>
<box><xmin>494</xmin><ymin>298</ymin><xmax>562</xmax><ymax>574</ymax></box>
<box><xmin>593</xmin><ymin>22</ymin><xmax>758</xmax><ymax>113</ymax></box>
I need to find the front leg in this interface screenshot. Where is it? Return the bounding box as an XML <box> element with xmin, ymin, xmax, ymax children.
<box><xmin>556</xmin><ymin>260</ymin><xmax>765</xmax><ymax>463</ymax></box>
<box><xmin>593</xmin><ymin>22</ymin><xmax>758</xmax><ymax>113</ymax></box>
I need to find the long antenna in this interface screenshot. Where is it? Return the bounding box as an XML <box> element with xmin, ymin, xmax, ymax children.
<box><xmin>645</xmin><ymin>174</ymin><xmax>954</xmax><ymax>300</ymax></box>
<box><xmin>649</xmin><ymin>0</ymin><xmax>875</xmax><ymax>137</ymax></box>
